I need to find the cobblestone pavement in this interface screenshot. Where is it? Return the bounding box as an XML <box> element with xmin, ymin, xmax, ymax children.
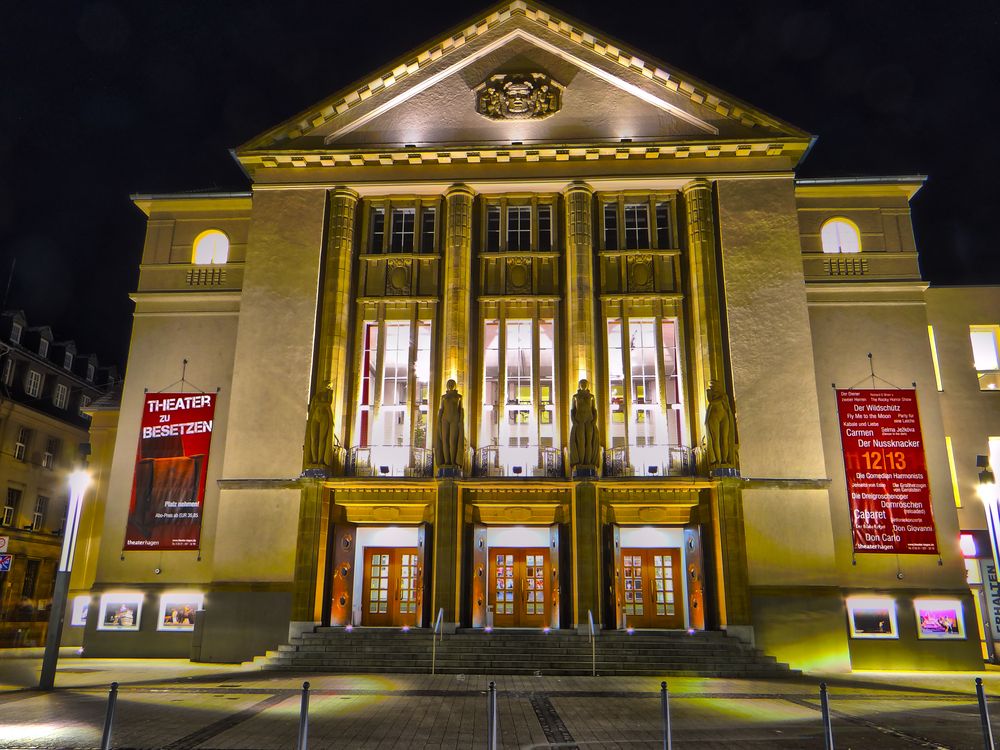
<box><xmin>2</xmin><ymin>657</ymin><xmax>1000</xmax><ymax>748</ymax></box>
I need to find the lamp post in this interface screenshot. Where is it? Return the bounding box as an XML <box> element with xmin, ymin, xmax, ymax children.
<box><xmin>39</xmin><ymin>466</ymin><xmax>91</xmax><ymax>690</ymax></box>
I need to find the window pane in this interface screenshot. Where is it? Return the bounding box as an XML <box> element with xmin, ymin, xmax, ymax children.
<box><xmin>538</xmin><ymin>205</ymin><xmax>552</xmax><ymax>252</ymax></box>
<box><xmin>821</xmin><ymin>219</ymin><xmax>860</xmax><ymax>254</ymax></box>
<box><xmin>507</xmin><ymin>206</ymin><xmax>531</xmax><ymax>251</ymax></box>
<box><xmin>624</xmin><ymin>204</ymin><xmax>649</xmax><ymax>250</ymax></box>
<box><xmin>661</xmin><ymin>319</ymin><xmax>684</xmax><ymax>447</ymax></box>
<box><xmin>420</xmin><ymin>208</ymin><xmax>436</xmax><ymax>252</ymax></box>
<box><xmin>486</xmin><ymin>206</ymin><xmax>501</xmax><ymax>251</ymax></box>
<box><xmin>356</xmin><ymin>323</ymin><xmax>378</xmax><ymax>446</ymax></box>
<box><xmin>414</xmin><ymin>322</ymin><xmax>432</xmax><ymax>448</ymax></box>
<box><xmin>481</xmin><ymin>321</ymin><xmax>500</xmax><ymax>448</ymax></box>
<box><xmin>539</xmin><ymin>320</ymin><xmax>556</xmax><ymax>448</ymax></box>
<box><xmin>503</xmin><ymin>320</ymin><xmax>534</xmax><ymax>471</ymax></box>
<box><xmin>604</xmin><ymin>204</ymin><xmax>618</xmax><ymax>251</ymax></box>
<box><xmin>971</xmin><ymin>329</ymin><xmax>999</xmax><ymax>371</ymax></box>
<box><xmin>390</xmin><ymin>209</ymin><xmax>415</xmax><ymax>252</ymax></box>
<box><xmin>655</xmin><ymin>202</ymin><xmax>671</xmax><ymax>249</ymax></box>
<box><xmin>607</xmin><ymin>320</ymin><xmax>626</xmax><ymax>448</ymax></box>
<box><xmin>370</xmin><ymin>208</ymin><xmax>385</xmax><ymax>251</ymax></box>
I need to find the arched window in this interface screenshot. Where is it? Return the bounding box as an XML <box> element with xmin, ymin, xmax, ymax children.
<box><xmin>192</xmin><ymin>229</ymin><xmax>229</xmax><ymax>265</ymax></box>
<box><xmin>821</xmin><ymin>218</ymin><xmax>861</xmax><ymax>254</ymax></box>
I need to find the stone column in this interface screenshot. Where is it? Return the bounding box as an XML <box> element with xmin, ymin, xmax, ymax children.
<box><xmin>563</xmin><ymin>182</ymin><xmax>597</xmax><ymax>400</ymax></box>
<box><xmin>304</xmin><ymin>187</ymin><xmax>359</xmax><ymax>473</ymax></box>
<box><xmin>573</xmin><ymin>481</ymin><xmax>602</xmax><ymax>631</ymax></box>
<box><xmin>682</xmin><ymin>179</ymin><xmax>727</xmax><ymax>456</ymax></box>
<box><xmin>440</xmin><ymin>184</ymin><xmax>476</xmax><ymax>469</ymax></box>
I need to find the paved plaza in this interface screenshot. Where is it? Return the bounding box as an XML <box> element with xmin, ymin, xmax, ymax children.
<box><xmin>2</xmin><ymin>653</ymin><xmax>1000</xmax><ymax>748</ymax></box>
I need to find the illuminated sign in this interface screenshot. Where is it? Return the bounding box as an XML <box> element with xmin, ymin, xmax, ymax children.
<box><xmin>124</xmin><ymin>392</ymin><xmax>215</xmax><ymax>550</ymax></box>
<box><xmin>836</xmin><ymin>389</ymin><xmax>938</xmax><ymax>555</ymax></box>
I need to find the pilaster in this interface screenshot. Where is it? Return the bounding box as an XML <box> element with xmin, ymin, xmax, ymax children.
<box><xmin>572</xmin><ymin>480</ymin><xmax>602</xmax><ymax>631</ymax></box>
<box><xmin>433</xmin><ymin>479</ymin><xmax>461</xmax><ymax>631</ymax></box>
<box><xmin>563</xmin><ymin>182</ymin><xmax>597</xmax><ymax>395</ymax></box>
<box><xmin>441</xmin><ymin>184</ymin><xmax>476</xmax><ymax>462</ymax></box>
<box><xmin>682</xmin><ymin>179</ymin><xmax>727</xmax><ymax>452</ymax></box>
<box><xmin>711</xmin><ymin>478</ymin><xmax>752</xmax><ymax>633</ymax></box>
<box><xmin>289</xmin><ymin>480</ymin><xmax>328</xmax><ymax>627</ymax></box>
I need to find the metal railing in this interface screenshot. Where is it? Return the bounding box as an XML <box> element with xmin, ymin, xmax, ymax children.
<box><xmin>603</xmin><ymin>444</ymin><xmax>695</xmax><ymax>478</ymax></box>
<box><xmin>346</xmin><ymin>446</ymin><xmax>433</xmax><ymax>477</ymax></box>
<box><xmin>431</xmin><ymin>607</ymin><xmax>444</xmax><ymax>675</ymax></box>
<box><xmin>588</xmin><ymin>609</ymin><xmax>596</xmax><ymax>677</ymax></box>
<box><xmin>472</xmin><ymin>445</ymin><xmax>563</xmax><ymax>478</ymax></box>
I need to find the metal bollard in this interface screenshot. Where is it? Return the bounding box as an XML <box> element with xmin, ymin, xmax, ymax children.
<box><xmin>660</xmin><ymin>681</ymin><xmax>672</xmax><ymax>750</ymax></box>
<box><xmin>100</xmin><ymin>682</ymin><xmax>119</xmax><ymax>750</ymax></box>
<box><xmin>487</xmin><ymin>681</ymin><xmax>498</xmax><ymax>750</ymax></box>
<box><xmin>977</xmin><ymin>677</ymin><xmax>996</xmax><ymax>750</ymax></box>
<box><xmin>819</xmin><ymin>682</ymin><xmax>835</xmax><ymax>750</ymax></box>
<box><xmin>297</xmin><ymin>681</ymin><xmax>311</xmax><ymax>750</ymax></box>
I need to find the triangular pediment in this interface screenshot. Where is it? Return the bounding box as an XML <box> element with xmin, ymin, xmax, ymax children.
<box><xmin>238</xmin><ymin>2</ymin><xmax>809</xmax><ymax>157</ymax></box>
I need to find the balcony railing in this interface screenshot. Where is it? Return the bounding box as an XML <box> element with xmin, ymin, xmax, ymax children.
<box><xmin>473</xmin><ymin>445</ymin><xmax>564</xmax><ymax>478</ymax></box>
<box><xmin>603</xmin><ymin>444</ymin><xmax>695</xmax><ymax>478</ymax></box>
<box><xmin>346</xmin><ymin>445</ymin><xmax>434</xmax><ymax>478</ymax></box>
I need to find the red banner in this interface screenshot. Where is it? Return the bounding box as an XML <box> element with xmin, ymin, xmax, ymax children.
<box><xmin>124</xmin><ymin>392</ymin><xmax>216</xmax><ymax>550</ymax></box>
<box><xmin>836</xmin><ymin>389</ymin><xmax>937</xmax><ymax>554</ymax></box>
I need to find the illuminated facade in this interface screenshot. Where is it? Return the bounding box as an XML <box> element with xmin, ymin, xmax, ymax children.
<box><xmin>69</xmin><ymin>3</ymin><xmax>998</xmax><ymax>671</ymax></box>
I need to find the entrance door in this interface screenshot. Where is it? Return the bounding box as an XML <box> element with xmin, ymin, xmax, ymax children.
<box><xmin>490</xmin><ymin>547</ymin><xmax>549</xmax><ymax>627</ymax></box>
<box><xmin>362</xmin><ymin>547</ymin><xmax>420</xmax><ymax>627</ymax></box>
<box><xmin>621</xmin><ymin>548</ymin><xmax>683</xmax><ymax>628</ymax></box>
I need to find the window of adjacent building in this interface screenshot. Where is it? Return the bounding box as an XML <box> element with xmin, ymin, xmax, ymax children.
<box><xmin>368</xmin><ymin>203</ymin><xmax>437</xmax><ymax>253</ymax></box>
<box><xmin>25</xmin><ymin>370</ymin><xmax>43</xmax><ymax>397</ymax></box>
<box><xmin>821</xmin><ymin>218</ymin><xmax>861</xmax><ymax>254</ymax></box>
<box><xmin>86</xmin><ymin>363</ymin><xmax>95</xmax><ymax>382</ymax></box>
<box><xmin>14</xmin><ymin>427</ymin><xmax>30</xmax><ymax>462</ymax></box>
<box><xmin>606</xmin><ymin>318</ymin><xmax>686</xmax><ymax>475</ymax></box>
<box><xmin>192</xmin><ymin>229</ymin><xmax>229</xmax><ymax>265</ymax></box>
<box><xmin>10</xmin><ymin>322</ymin><xmax>22</xmax><ymax>344</ymax></box>
<box><xmin>354</xmin><ymin>319</ymin><xmax>433</xmax><ymax>474</ymax></box>
<box><xmin>53</xmin><ymin>383</ymin><xmax>68</xmax><ymax>409</ymax></box>
<box><xmin>483</xmin><ymin>201</ymin><xmax>556</xmax><ymax>252</ymax></box>
<box><xmin>602</xmin><ymin>197</ymin><xmax>675</xmax><ymax>251</ymax></box>
<box><xmin>2</xmin><ymin>487</ymin><xmax>21</xmax><ymax>526</ymax></box>
<box><xmin>38</xmin><ymin>339</ymin><xmax>48</xmax><ymax>358</ymax></box>
<box><xmin>42</xmin><ymin>437</ymin><xmax>58</xmax><ymax>469</ymax></box>
<box><xmin>21</xmin><ymin>558</ymin><xmax>40</xmax><ymax>597</ymax></box>
<box><xmin>79</xmin><ymin>394</ymin><xmax>91</xmax><ymax>416</ymax></box>
<box><xmin>480</xmin><ymin>319</ymin><xmax>558</xmax><ymax>474</ymax></box>
<box><xmin>1</xmin><ymin>357</ymin><xmax>13</xmax><ymax>386</ymax></box>
<box><xmin>63</xmin><ymin>351</ymin><xmax>73</xmax><ymax>370</ymax></box>
<box><xmin>970</xmin><ymin>326</ymin><xmax>1000</xmax><ymax>390</ymax></box>
<box><xmin>32</xmin><ymin>496</ymin><xmax>47</xmax><ymax>532</ymax></box>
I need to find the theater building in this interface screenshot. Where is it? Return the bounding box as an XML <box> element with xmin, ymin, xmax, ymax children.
<box><xmin>68</xmin><ymin>2</ymin><xmax>998</xmax><ymax>671</ymax></box>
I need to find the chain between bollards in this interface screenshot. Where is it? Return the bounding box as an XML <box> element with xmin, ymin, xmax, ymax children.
<box><xmin>819</xmin><ymin>682</ymin><xmax>835</xmax><ymax>750</ymax></box>
<box><xmin>977</xmin><ymin>677</ymin><xmax>996</xmax><ymax>750</ymax></box>
<box><xmin>100</xmin><ymin>682</ymin><xmax>118</xmax><ymax>750</ymax></box>
<box><xmin>297</xmin><ymin>681</ymin><xmax>310</xmax><ymax>750</ymax></box>
<box><xmin>660</xmin><ymin>681</ymin><xmax>672</xmax><ymax>750</ymax></box>
<box><xmin>487</xmin><ymin>681</ymin><xmax>498</xmax><ymax>750</ymax></box>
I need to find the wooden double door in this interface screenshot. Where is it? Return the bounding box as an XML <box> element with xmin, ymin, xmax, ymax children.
<box><xmin>361</xmin><ymin>547</ymin><xmax>421</xmax><ymax>627</ymax></box>
<box><xmin>620</xmin><ymin>548</ymin><xmax>683</xmax><ymax>629</ymax></box>
<box><xmin>489</xmin><ymin>547</ymin><xmax>551</xmax><ymax>628</ymax></box>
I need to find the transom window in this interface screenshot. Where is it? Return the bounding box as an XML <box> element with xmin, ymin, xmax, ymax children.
<box><xmin>192</xmin><ymin>229</ymin><xmax>229</xmax><ymax>265</ymax></box>
<box><xmin>821</xmin><ymin>218</ymin><xmax>861</xmax><ymax>254</ymax></box>
<box><xmin>601</xmin><ymin>196</ymin><xmax>675</xmax><ymax>251</ymax></box>
<box><xmin>607</xmin><ymin>318</ymin><xmax>686</xmax><ymax>475</ymax></box>
<box><xmin>484</xmin><ymin>200</ymin><xmax>555</xmax><ymax>252</ymax></box>
<box><xmin>368</xmin><ymin>202</ymin><xmax>438</xmax><ymax>253</ymax></box>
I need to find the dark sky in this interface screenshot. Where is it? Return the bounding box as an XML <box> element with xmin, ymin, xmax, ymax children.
<box><xmin>2</xmin><ymin>1</ymin><xmax>998</xmax><ymax>368</ymax></box>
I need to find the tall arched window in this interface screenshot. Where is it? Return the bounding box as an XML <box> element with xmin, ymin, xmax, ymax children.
<box><xmin>192</xmin><ymin>229</ymin><xmax>229</xmax><ymax>265</ymax></box>
<box><xmin>821</xmin><ymin>218</ymin><xmax>861</xmax><ymax>254</ymax></box>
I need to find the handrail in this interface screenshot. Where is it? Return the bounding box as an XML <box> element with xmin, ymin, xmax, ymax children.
<box><xmin>587</xmin><ymin>609</ymin><xmax>596</xmax><ymax>677</ymax></box>
<box><xmin>431</xmin><ymin>608</ymin><xmax>444</xmax><ymax>675</ymax></box>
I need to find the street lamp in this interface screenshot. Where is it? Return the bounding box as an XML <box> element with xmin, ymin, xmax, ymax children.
<box><xmin>39</xmin><ymin>466</ymin><xmax>91</xmax><ymax>690</ymax></box>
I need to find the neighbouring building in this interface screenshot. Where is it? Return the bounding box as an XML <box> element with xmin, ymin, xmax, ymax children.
<box><xmin>0</xmin><ymin>310</ymin><xmax>113</xmax><ymax>646</ymax></box>
<box><xmin>68</xmin><ymin>2</ymin><xmax>999</xmax><ymax>672</ymax></box>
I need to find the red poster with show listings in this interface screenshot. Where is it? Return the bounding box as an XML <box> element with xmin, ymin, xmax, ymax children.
<box><xmin>836</xmin><ymin>389</ymin><xmax>938</xmax><ymax>555</ymax></box>
<box><xmin>123</xmin><ymin>392</ymin><xmax>216</xmax><ymax>550</ymax></box>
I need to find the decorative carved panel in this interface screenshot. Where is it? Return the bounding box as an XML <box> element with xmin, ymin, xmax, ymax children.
<box><xmin>385</xmin><ymin>259</ymin><xmax>413</xmax><ymax>296</ymax></box>
<box><xmin>626</xmin><ymin>256</ymin><xmax>654</xmax><ymax>292</ymax></box>
<box><xmin>475</xmin><ymin>73</ymin><xmax>562</xmax><ymax>120</ymax></box>
<box><xmin>505</xmin><ymin>257</ymin><xmax>532</xmax><ymax>294</ymax></box>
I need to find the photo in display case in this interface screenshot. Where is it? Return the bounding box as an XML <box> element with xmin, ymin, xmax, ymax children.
<box><xmin>70</xmin><ymin>595</ymin><xmax>90</xmax><ymax>627</ymax></box>
<box><xmin>97</xmin><ymin>593</ymin><xmax>143</xmax><ymax>631</ymax></box>
<box><xmin>914</xmin><ymin>598</ymin><xmax>966</xmax><ymax>639</ymax></box>
<box><xmin>157</xmin><ymin>592</ymin><xmax>203</xmax><ymax>632</ymax></box>
<box><xmin>846</xmin><ymin>596</ymin><xmax>898</xmax><ymax>639</ymax></box>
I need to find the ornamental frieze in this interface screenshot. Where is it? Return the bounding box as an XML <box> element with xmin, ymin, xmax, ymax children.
<box><xmin>474</xmin><ymin>73</ymin><xmax>562</xmax><ymax>120</ymax></box>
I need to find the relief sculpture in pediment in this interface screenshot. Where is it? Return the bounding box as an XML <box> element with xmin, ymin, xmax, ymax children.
<box><xmin>475</xmin><ymin>73</ymin><xmax>562</xmax><ymax>120</ymax></box>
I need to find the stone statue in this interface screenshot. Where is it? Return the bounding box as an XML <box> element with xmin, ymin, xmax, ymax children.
<box><xmin>704</xmin><ymin>380</ymin><xmax>736</xmax><ymax>468</ymax></box>
<box><xmin>569</xmin><ymin>379</ymin><xmax>601</xmax><ymax>470</ymax></box>
<box><xmin>306</xmin><ymin>385</ymin><xmax>335</xmax><ymax>469</ymax></box>
<box><xmin>435</xmin><ymin>379</ymin><xmax>465</xmax><ymax>470</ymax></box>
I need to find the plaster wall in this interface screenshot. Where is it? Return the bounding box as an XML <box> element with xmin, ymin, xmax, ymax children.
<box><xmin>715</xmin><ymin>177</ymin><xmax>828</xmax><ymax>480</ymax></box>
<box><xmin>807</xmin><ymin>298</ymin><xmax>968</xmax><ymax>589</ymax></box>
<box><xmin>92</xmin><ymin>312</ymin><xmax>238</xmax><ymax>587</ymax></box>
<box><xmin>220</xmin><ymin>188</ymin><xmax>327</xmax><ymax>480</ymax></box>
<box><xmin>743</xmin><ymin>489</ymin><xmax>836</xmax><ymax>586</ymax></box>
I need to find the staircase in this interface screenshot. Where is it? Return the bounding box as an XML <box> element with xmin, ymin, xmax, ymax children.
<box><xmin>261</xmin><ymin>628</ymin><xmax>796</xmax><ymax>677</ymax></box>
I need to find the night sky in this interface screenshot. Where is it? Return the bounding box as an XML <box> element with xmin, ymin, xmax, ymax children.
<box><xmin>2</xmin><ymin>1</ymin><xmax>997</xmax><ymax>368</ymax></box>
